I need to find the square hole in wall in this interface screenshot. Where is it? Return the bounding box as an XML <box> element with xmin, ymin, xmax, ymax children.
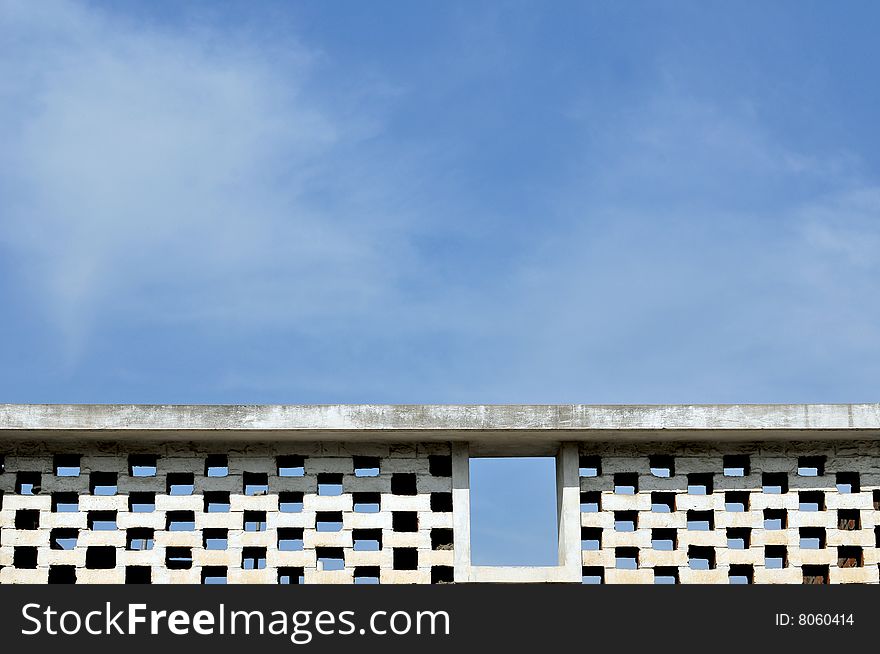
<box><xmin>654</xmin><ymin>567</ymin><xmax>678</xmax><ymax>584</ymax></box>
<box><xmin>614</xmin><ymin>511</ymin><xmax>637</xmax><ymax>532</ymax></box>
<box><xmin>469</xmin><ymin>457</ymin><xmax>557</xmax><ymax>566</ymax></box>
<box><xmin>651</xmin><ymin>492</ymin><xmax>675</xmax><ymax>513</ymax></box>
<box><xmin>838</xmin><ymin>509</ymin><xmax>860</xmax><ymax>530</ymax></box>
<box><xmin>431</xmin><ymin>566</ymin><xmax>454</xmax><ymax>584</ymax></box>
<box><xmin>54</xmin><ymin>455</ymin><xmax>81</xmax><ymax>477</ymax></box>
<box><xmin>391</xmin><ymin>473</ymin><xmax>417</xmax><ymax>496</ymax></box>
<box><xmin>353</xmin><ymin>456</ymin><xmax>380</xmax><ymax>477</ymax></box>
<box><xmin>204</xmin><ymin>529</ymin><xmax>229</xmax><ymax>551</ymax></box>
<box><xmin>762</xmin><ymin>473</ymin><xmax>788</xmax><ymax>494</ymax></box>
<box><xmin>838</xmin><ymin>546</ymin><xmax>863</xmax><ymax>568</ymax></box>
<box><xmin>15</xmin><ymin>509</ymin><xmax>40</xmax><ymax>530</ymax></box>
<box><xmin>430</xmin><ymin>528</ymin><xmax>453</xmax><ymax>551</ymax></box>
<box><xmin>836</xmin><ymin>472</ymin><xmax>859</xmax><ymax>494</ymax></box>
<box><xmin>14</xmin><ymin>546</ymin><xmax>38</xmax><ymax>569</ymax></box>
<box><xmin>729</xmin><ymin>565</ymin><xmax>753</xmax><ymax>584</ymax></box>
<box><xmin>48</xmin><ymin>566</ymin><xmax>76</xmax><ymax>584</ymax></box>
<box><xmin>86</xmin><ymin>546</ymin><xmax>116</xmax><ymax>569</ymax></box>
<box><xmin>649</xmin><ymin>455</ymin><xmax>674</xmax><ymax>478</ymax></box>
<box><xmin>802</xmin><ymin>565</ymin><xmax>828</xmax><ymax>584</ymax></box>
<box><xmin>392</xmin><ymin>548</ymin><xmax>418</xmax><ymax>571</ymax></box>
<box><xmin>688</xmin><ymin>546</ymin><xmax>715</xmax><ymax>570</ymax></box>
<box><xmin>799</xmin><ymin>527</ymin><xmax>826</xmax><ymax>550</ymax></box>
<box><xmin>204</xmin><ymin>491</ymin><xmax>231</xmax><ymax>513</ymax></box>
<box><xmin>651</xmin><ymin>528</ymin><xmax>677</xmax><ymax>551</ymax></box>
<box><xmin>16</xmin><ymin>472</ymin><xmax>41</xmax><ymax>495</ymax></box>
<box><xmin>723</xmin><ymin>455</ymin><xmax>749</xmax><ymax>477</ymax></box>
<box><xmin>88</xmin><ymin>511</ymin><xmax>117</xmax><ymax>531</ymax></box>
<box><xmin>724</xmin><ymin>491</ymin><xmax>749</xmax><ymax>512</ymax></box>
<box><xmin>686</xmin><ymin>510</ymin><xmax>714</xmax><ymax>531</ymax></box>
<box><xmin>687</xmin><ymin>473</ymin><xmax>713</xmax><ymax>495</ymax></box>
<box><xmin>128</xmin><ymin>455</ymin><xmax>157</xmax><ymax>477</ymax></box>
<box><xmin>129</xmin><ymin>492</ymin><xmax>156</xmax><ymax>513</ymax></box>
<box><xmin>582</xmin><ymin>566</ymin><xmax>604</xmax><ymax>584</ymax></box>
<box><xmin>354</xmin><ymin>566</ymin><xmax>381</xmax><ymax>584</ymax></box>
<box><xmin>126</xmin><ymin>567</ymin><xmax>152</xmax><ymax>584</ymax></box>
<box><xmin>317</xmin><ymin>548</ymin><xmax>345</xmax><ymax>572</ymax></box>
<box><xmin>580</xmin><ymin>491</ymin><xmax>601</xmax><ymax>513</ymax></box>
<box><xmin>354</xmin><ymin>529</ymin><xmax>383</xmax><ymax>552</ymax></box>
<box><xmin>277</xmin><ymin>455</ymin><xmax>305</xmax><ymax>477</ymax></box>
<box><xmin>430</xmin><ymin>492</ymin><xmax>452</xmax><ymax>513</ymax></box>
<box><xmin>765</xmin><ymin>546</ymin><xmax>787</xmax><ymax>569</ymax></box>
<box><xmin>279</xmin><ymin>492</ymin><xmax>304</xmax><ymax>513</ymax></box>
<box><xmin>202</xmin><ymin>567</ymin><xmax>227</xmax><ymax>584</ymax></box>
<box><xmin>578</xmin><ymin>456</ymin><xmax>601</xmax><ymax>477</ymax></box>
<box><xmin>205</xmin><ymin>455</ymin><xmax>228</xmax><ymax>477</ymax></box>
<box><xmin>167</xmin><ymin>473</ymin><xmax>194</xmax><ymax>496</ymax></box>
<box><xmin>127</xmin><ymin>528</ymin><xmax>155</xmax><ymax>551</ymax></box>
<box><xmin>278</xmin><ymin>567</ymin><xmax>304</xmax><ymax>584</ymax></box>
<box><xmin>166</xmin><ymin>511</ymin><xmax>195</xmax><ymax>532</ymax></box>
<box><xmin>581</xmin><ymin>527</ymin><xmax>602</xmax><ymax>551</ymax></box>
<box><xmin>613</xmin><ymin>473</ymin><xmax>638</xmax><ymax>495</ymax></box>
<box><xmin>50</xmin><ymin>528</ymin><xmax>79</xmax><ymax>550</ymax></box>
<box><xmin>316</xmin><ymin>511</ymin><xmax>343</xmax><ymax>532</ymax></box>
<box><xmin>90</xmin><ymin>472</ymin><xmax>117</xmax><ymax>496</ymax></box>
<box><xmin>799</xmin><ymin>491</ymin><xmax>825</xmax><ymax>512</ymax></box>
<box><xmin>242</xmin><ymin>547</ymin><xmax>267</xmax><ymax>570</ymax></box>
<box><xmin>166</xmin><ymin>548</ymin><xmax>193</xmax><ymax>570</ymax></box>
<box><xmin>727</xmin><ymin>528</ymin><xmax>751</xmax><ymax>550</ymax></box>
<box><xmin>615</xmin><ymin>547</ymin><xmax>639</xmax><ymax>570</ymax></box>
<box><xmin>244</xmin><ymin>511</ymin><xmax>267</xmax><ymax>532</ymax></box>
<box><xmin>355</xmin><ymin>492</ymin><xmax>381</xmax><ymax>513</ymax></box>
<box><xmin>243</xmin><ymin>472</ymin><xmax>269</xmax><ymax>496</ymax></box>
<box><xmin>763</xmin><ymin>509</ymin><xmax>787</xmax><ymax>530</ymax></box>
<box><xmin>798</xmin><ymin>456</ymin><xmax>825</xmax><ymax>477</ymax></box>
<box><xmin>318</xmin><ymin>473</ymin><xmax>343</xmax><ymax>496</ymax></box>
<box><xmin>429</xmin><ymin>455</ymin><xmax>452</xmax><ymax>477</ymax></box>
<box><xmin>392</xmin><ymin>511</ymin><xmax>418</xmax><ymax>532</ymax></box>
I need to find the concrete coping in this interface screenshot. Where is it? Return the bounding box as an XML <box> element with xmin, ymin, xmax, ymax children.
<box><xmin>0</xmin><ymin>404</ymin><xmax>878</xmax><ymax>445</ymax></box>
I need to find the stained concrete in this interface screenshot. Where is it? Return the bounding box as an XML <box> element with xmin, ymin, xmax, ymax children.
<box><xmin>1</xmin><ymin>404</ymin><xmax>878</xmax><ymax>448</ymax></box>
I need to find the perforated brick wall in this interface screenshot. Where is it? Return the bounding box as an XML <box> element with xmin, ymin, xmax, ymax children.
<box><xmin>0</xmin><ymin>442</ymin><xmax>454</xmax><ymax>584</ymax></box>
<box><xmin>580</xmin><ymin>441</ymin><xmax>880</xmax><ymax>584</ymax></box>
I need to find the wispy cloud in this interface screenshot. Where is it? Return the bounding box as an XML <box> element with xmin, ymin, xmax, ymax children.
<box><xmin>0</xmin><ymin>0</ymin><xmax>422</xmax><ymax>361</ymax></box>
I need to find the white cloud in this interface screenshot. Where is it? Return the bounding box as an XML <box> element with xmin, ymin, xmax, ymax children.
<box><xmin>0</xmin><ymin>0</ymin><xmax>417</xmax><ymax>359</ymax></box>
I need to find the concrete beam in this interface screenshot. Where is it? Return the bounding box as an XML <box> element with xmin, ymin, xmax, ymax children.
<box><xmin>0</xmin><ymin>404</ymin><xmax>878</xmax><ymax>444</ymax></box>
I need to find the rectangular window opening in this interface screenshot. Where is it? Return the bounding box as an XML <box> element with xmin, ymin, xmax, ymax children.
<box><xmin>469</xmin><ymin>456</ymin><xmax>558</xmax><ymax>566</ymax></box>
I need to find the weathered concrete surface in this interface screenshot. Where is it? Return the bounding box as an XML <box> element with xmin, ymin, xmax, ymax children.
<box><xmin>0</xmin><ymin>404</ymin><xmax>878</xmax><ymax>444</ymax></box>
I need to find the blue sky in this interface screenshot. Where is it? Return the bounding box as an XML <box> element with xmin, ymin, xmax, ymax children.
<box><xmin>1</xmin><ymin>1</ymin><xmax>879</xmax><ymax>563</ymax></box>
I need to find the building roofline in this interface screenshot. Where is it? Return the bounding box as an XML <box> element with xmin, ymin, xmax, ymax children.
<box><xmin>0</xmin><ymin>404</ymin><xmax>878</xmax><ymax>446</ymax></box>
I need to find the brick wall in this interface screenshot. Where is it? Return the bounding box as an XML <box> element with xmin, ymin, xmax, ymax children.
<box><xmin>580</xmin><ymin>441</ymin><xmax>880</xmax><ymax>584</ymax></box>
<box><xmin>0</xmin><ymin>442</ymin><xmax>454</xmax><ymax>584</ymax></box>
<box><xmin>2</xmin><ymin>439</ymin><xmax>878</xmax><ymax>584</ymax></box>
